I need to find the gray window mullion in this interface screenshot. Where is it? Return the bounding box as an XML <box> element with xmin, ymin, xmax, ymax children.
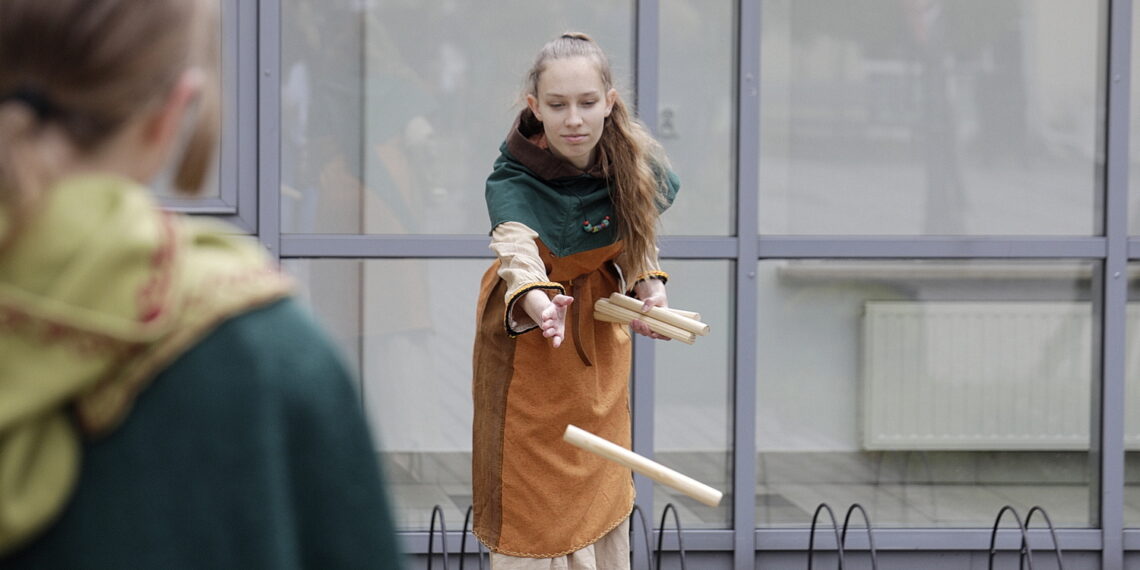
<box><xmin>735</xmin><ymin>0</ymin><xmax>761</xmax><ymax>567</ymax></box>
<box><xmin>632</xmin><ymin>5</ymin><xmax>660</xmax><ymax>570</ymax></box>
<box><xmin>1097</xmin><ymin>0</ymin><xmax>1132</xmax><ymax>567</ymax></box>
<box><xmin>257</xmin><ymin>0</ymin><xmax>281</xmax><ymax>259</ymax></box>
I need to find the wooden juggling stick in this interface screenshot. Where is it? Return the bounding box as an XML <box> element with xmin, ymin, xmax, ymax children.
<box><xmin>605</xmin><ymin>293</ymin><xmax>710</xmax><ymax>336</ymax></box>
<box><xmin>594</xmin><ymin>299</ymin><xmax>696</xmax><ymax>344</ymax></box>
<box><xmin>562</xmin><ymin>425</ymin><xmax>723</xmax><ymax>507</ymax></box>
<box><xmin>662</xmin><ymin>307</ymin><xmax>701</xmax><ymax>321</ymax></box>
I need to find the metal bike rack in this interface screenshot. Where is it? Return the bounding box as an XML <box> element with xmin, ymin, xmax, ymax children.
<box><xmin>459</xmin><ymin>505</ymin><xmax>487</xmax><ymax>570</ymax></box>
<box><xmin>808</xmin><ymin>503</ymin><xmax>878</xmax><ymax>570</ymax></box>
<box><xmin>427</xmin><ymin>505</ymin><xmax>450</xmax><ymax>570</ymax></box>
<box><xmin>840</xmin><ymin>503</ymin><xmax>878</xmax><ymax>570</ymax></box>
<box><xmin>655</xmin><ymin>503</ymin><xmax>688</xmax><ymax>570</ymax></box>
<box><xmin>989</xmin><ymin>505</ymin><xmax>1064</xmax><ymax>570</ymax></box>
<box><xmin>1023</xmin><ymin>506</ymin><xmax>1064</xmax><ymax>569</ymax></box>
<box><xmin>988</xmin><ymin>505</ymin><xmax>1032</xmax><ymax>569</ymax></box>
<box><xmin>807</xmin><ymin>503</ymin><xmax>846</xmax><ymax>570</ymax></box>
<box><xmin>631</xmin><ymin>503</ymin><xmax>689</xmax><ymax>570</ymax></box>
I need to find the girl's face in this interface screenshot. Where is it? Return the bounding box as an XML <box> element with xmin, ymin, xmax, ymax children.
<box><xmin>526</xmin><ymin>56</ymin><xmax>617</xmax><ymax>170</ymax></box>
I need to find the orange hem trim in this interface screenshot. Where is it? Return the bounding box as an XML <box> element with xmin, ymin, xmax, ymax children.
<box><xmin>472</xmin><ymin>501</ymin><xmax>635</xmax><ymax>559</ymax></box>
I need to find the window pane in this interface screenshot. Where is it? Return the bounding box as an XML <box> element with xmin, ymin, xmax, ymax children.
<box><xmin>757</xmin><ymin>259</ymin><xmax>1096</xmax><ymax>527</ymax></box>
<box><xmin>660</xmin><ymin>0</ymin><xmax>735</xmax><ymax>236</ymax></box>
<box><xmin>280</xmin><ymin>0</ymin><xmax>634</xmax><ymax>235</ymax></box>
<box><xmin>155</xmin><ymin>0</ymin><xmax>223</xmax><ymax>200</ymax></box>
<box><xmin>283</xmin><ymin>258</ymin><xmax>484</xmax><ymax>530</ymax></box>
<box><xmin>1130</xmin><ymin>2</ymin><xmax>1140</xmax><ymax>235</ymax></box>
<box><xmin>1123</xmin><ymin>264</ymin><xmax>1140</xmax><ymax>527</ymax></box>
<box><xmin>760</xmin><ymin>1</ymin><xmax>1104</xmax><ymax>235</ymax></box>
<box><xmin>654</xmin><ymin>261</ymin><xmax>733</xmax><ymax>529</ymax></box>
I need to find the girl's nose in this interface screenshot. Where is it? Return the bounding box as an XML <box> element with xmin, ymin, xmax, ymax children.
<box><xmin>566</xmin><ymin>108</ymin><xmax>583</xmax><ymax>126</ymax></box>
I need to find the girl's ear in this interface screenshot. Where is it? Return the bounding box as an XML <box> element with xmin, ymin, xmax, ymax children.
<box><xmin>526</xmin><ymin>93</ymin><xmax>542</xmax><ymax>122</ymax></box>
<box><xmin>604</xmin><ymin>88</ymin><xmax>618</xmax><ymax>117</ymax></box>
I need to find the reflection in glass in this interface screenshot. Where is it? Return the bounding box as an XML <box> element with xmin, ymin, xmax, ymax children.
<box><xmin>1123</xmin><ymin>265</ymin><xmax>1140</xmax><ymax>527</ymax></box>
<box><xmin>660</xmin><ymin>0</ymin><xmax>735</xmax><ymax>236</ymax></box>
<box><xmin>1130</xmin><ymin>4</ymin><xmax>1140</xmax><ymax>234</ymax></box>
<box><xmin>154</xmin><ymin>0</ymin><xmax>223</xmax><ymax>200</ymax></box>
<box><xmin>756</xmin><ymin>260</ymin><xmax>1096</xmax><ymax>527</ymax></box>
<box><xmin>280</xmin><ymin>0</ymin><xmax>634</xmax><ymax>235</ymax></box>
<box><xmin>653</xmin><ymin>261</ymin><xmax>734</xmax><ymax>528</ymax></box>
<box><xmin>760</xmin><ymin>0</ymin><xmax>1104</xmax><ymax>235</ymax></box>
<box><xmin>282</xmin><ymin>258</ymin><xmax>485</xmax><ymax>530</ymax></box>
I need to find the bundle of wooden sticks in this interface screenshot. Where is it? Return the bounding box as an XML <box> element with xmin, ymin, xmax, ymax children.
<box><xmin>593</xmin><ymin>293</ymin><xmax>710</xmax><ymax>344</ymax></box>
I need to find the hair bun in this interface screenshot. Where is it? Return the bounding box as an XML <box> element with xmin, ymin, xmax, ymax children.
<box><xmin>560</xmin><ymin>32</ymin><xmax>593</xmax><ymax>42</ymax></box>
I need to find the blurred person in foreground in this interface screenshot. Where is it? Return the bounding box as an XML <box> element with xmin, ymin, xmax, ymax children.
<box><xmin>0</xmin><ymin>0</ymin><xmax>403</xmax><ymax>567</ymax></box>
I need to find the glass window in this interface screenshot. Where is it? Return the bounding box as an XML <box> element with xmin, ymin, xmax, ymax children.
<box><xmin>653</xmin><ymin>260</ymin><xmax>734</xmax><ymax>529</ymax></box>
<box><xmin>660</xmin><ymin>0</ymin><xmax>735</xmax><ymax>236</ymax></box>
<box><xmin>756</xmin><ymin>259</ymin><xmax>1097</xmax><ymax>527</ymax></box>
<box><xmin>1130</xmin><ymin>2</ymin><xmax>1140</xmax><ymax>235</ymax></box>
<box><xmin>1123</xmin><ymin>264</ymin><xmax>1140</xmax><ymax>526</ymax></box>
<box><xmin>759</xmin><ymin>1</ymin><xmax>1104</xmax><ymax>235</ymax></box>
<box><xmin>280</xmin><ymin>0</ymin><xmax>634</xmax><ymax>235</ymax></box>
<box><xmin>283</xmin><ymin>258</ymin><xmax>486</xmax><ymax>530</ymax></box>
<box><xmin>154</xmin><ymin>0</ymin><xmax>224</xmax><ymax>201</ymax></box>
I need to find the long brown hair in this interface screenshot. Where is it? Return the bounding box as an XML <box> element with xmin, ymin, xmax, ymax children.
<box><xmin>522</xmin><ymin>32</ymin><xmax>670</xmax><ymax>278</ymax></box>
<box><xmin>0</xmin><ymin>0</ymin><xmax>219</xmax><ymax>226</ymax></box>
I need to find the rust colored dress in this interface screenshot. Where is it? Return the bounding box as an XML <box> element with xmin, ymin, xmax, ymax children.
<box><xmin>471</xmin><ymin>114</ymin><xmax>678</xmax><ymax>558</ymax></box>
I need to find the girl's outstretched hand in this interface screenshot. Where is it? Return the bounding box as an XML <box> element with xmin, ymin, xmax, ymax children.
<box><xmin>630</xmin><ymin>279</ymin><xmax>670</xmax><ymax>341</ymax></box>
<box><xmin>540</xmin><ymin>294</ymin><xmax>574</xmax><ymax>347</ymax></box>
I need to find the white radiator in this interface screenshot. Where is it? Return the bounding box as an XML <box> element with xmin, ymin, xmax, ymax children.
<box><xmin>862</xmin><ymin>301</ymin><xmax>1140</xmax><ymax>450</ymax></box>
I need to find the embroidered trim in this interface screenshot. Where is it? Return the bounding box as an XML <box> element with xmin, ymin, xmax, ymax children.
<box><xmin>634</xmin><ymin>270</ymin><xmax>669</xmax><ymax>283</ymax></box>
<box><xmin>582</xmin><ymin>215</ymin><xmax>610</xmax><ymax>233</ymax></box>
<box><xmin>503</xmin><ymin>282</ymin><xmax>564</xmax><ymax>337</ymax></box>
<box><xmin>0</xmin><ymin>304</ymin><xmax>127</xmax><ymax>357</ymax></box>
<box><xmin>136</xmin><ymin>211</ymin><xmax>177</xmax><ymax>323</ymax></box>
<box><xmin>627</xmin><ymin>270</ymin><xmax>669</xmax><ymax>296</ymax></box>
<box><xmin>75</xmin><ymin>280</ymin><xmax>290</xmax><ymax>436</ymax></box>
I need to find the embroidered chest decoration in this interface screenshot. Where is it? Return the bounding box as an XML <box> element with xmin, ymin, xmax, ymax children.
<box><xmin>582</xmin><ymin>215</ymin><xmax>611</xmax><ymax>233</ymax></box>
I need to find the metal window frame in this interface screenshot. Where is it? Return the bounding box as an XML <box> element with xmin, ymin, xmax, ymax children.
<box><xmin>163</xmin><ymin>0</ymin><xmax>258</xmax><ymax>233</ymax></box>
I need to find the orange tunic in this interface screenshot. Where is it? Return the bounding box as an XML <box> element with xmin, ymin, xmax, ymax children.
<box><xmin>472</xmin><ymin>113</ymin><xmax>678</xmax><ymax>557</ymax></box>
<box><xmin>472</xmin><ymin>239</ymin><xmax>633</xmax><ymax>557</ymax></box>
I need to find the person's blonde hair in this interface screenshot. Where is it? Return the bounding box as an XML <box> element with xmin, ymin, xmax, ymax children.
<box><xmin>522</xmin><ymin>32</ymin><xmax>670</xmax><ymax>278</ymax></box>
<box><xmin>0</xmin><ymin>0</ymin><xmax>219</xmax><ymax>228</ymax></box>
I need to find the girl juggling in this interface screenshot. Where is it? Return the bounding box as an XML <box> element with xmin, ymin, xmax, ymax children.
<box><xmin>472</xmin><ymin>32</ymin><xmax>680</xmax><ymax>569</ymax></box>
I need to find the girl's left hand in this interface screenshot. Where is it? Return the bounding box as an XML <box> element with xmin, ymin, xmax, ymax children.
<box><xmin>629</xmin><ymin>278</ymin><xmax>670</xmax><ymax>341</ymax></box>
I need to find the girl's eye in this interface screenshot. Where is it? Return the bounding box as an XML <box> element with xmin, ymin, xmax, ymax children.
<box><xmin>548</xmin><ymin>102</ymin><xmax>565</xmax><ymax>109</ymax></box>
<box><xmin>582</xmin><ymin>100</ymin><xmax>597</xmax><ymax>107</ymax></box>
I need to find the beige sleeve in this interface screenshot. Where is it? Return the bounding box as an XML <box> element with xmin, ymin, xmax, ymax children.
<box><xmin>490</xmin><ymin>221</ymin><xmax>565</xmax><ymax>335</ymax></box>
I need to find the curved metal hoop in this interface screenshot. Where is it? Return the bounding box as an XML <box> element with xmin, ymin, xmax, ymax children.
<box><xmin>840</xmin><ymin>503</ymin><xmax>878</xmax><ymax>570</ymax></box>
<box><xmin>1023</xmin><ymin>506</ymin><xmax>1064</xmax><ymax>570</ymax></box>
<box><xmin>808</xmin><ymin>503</ymin><xmax>846</xmax><ymax>570</ymax></box>
<box><xmin>655</xmin><ymin>503</ymin><xmax>688</xmax><ymax>570</ymax></box>
<box><xmin>428</xmin><ymin>505</ymin><xmax>450</xmax><ymax>570</ymax></box>
<box><xmin>459</xmin><ymin>505</ymin><xmax>486</xmax><ymax>570</ymax></box>
<box><xmin>629</xmin><ymin>504</ymin><xmax>657</xmax><ymax>570</ymax></box>
<box><xmin>988</xmin><ymin>505</ymin><xmax>1033</xmax><ymax>570</ymax></box>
